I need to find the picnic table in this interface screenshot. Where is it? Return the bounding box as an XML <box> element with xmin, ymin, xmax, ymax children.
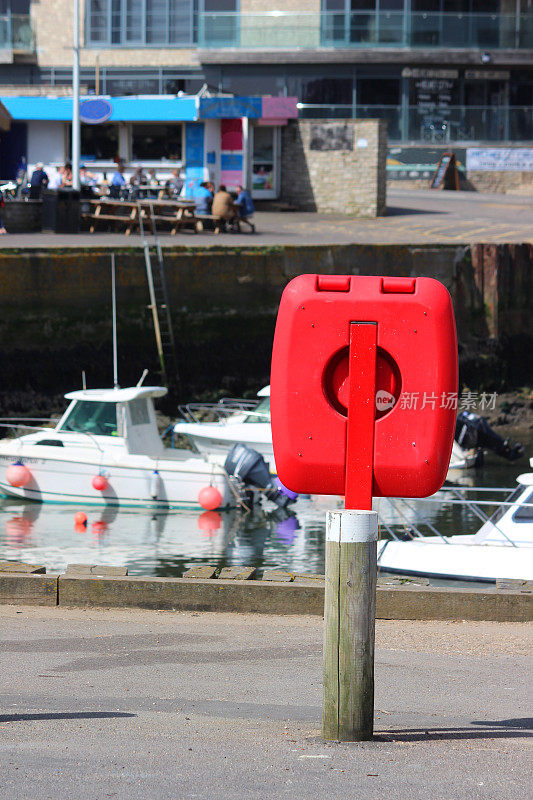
<box><xmin>83</xmin><ymin>197</ymin><xmax>199</xmax><ymax>235</ymax></box>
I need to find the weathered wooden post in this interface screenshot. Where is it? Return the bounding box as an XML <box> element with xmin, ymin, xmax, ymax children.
<box><xmin>270</xmin><ymin>274</ymin><xmax>458</xmax><ymax>746</ymax></box>
<box><xmin>323</xmin><ymin>509</ymin><xmax>378</xmax><ymax>741</ymax></box>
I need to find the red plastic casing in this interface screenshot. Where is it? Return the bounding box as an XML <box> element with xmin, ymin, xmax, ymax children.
<box><xmin>270</xmin><ymin>274</ymin><xmax>458</xmax><ymax>498</ymax></box>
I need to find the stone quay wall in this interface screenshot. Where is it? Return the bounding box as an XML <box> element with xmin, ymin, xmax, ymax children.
<box><xmin>0</xmin><ymin>242</ymin><xmax>530</xmax><ymax>415</ymax></box>
<box><xmin>280</xmin><ymin>119</ymin><xmax>387</xmax><ymax>216</ymax></box>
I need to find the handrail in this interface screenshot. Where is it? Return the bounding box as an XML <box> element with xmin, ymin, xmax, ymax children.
<box><xmin>0</xmin><ymin>421</ymin><xmax>106</xmax><ymax>458</ymax></box>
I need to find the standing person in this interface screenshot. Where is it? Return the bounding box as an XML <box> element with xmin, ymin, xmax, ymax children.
<box><xmin>212</xmin><ymin>185</ymin><xmax>239</xmax><ymax>230</ymax></box>
<box><xmin>109</xmin><ymin>162</ymin><xmax>126</xmax><ymax>198</ymax></box>
<box><xmin>235</xmin><ymin>184</ymin><xmax>256</xmax><ymax>233</ymax></box>
<box><xmin>49</xmin><ymin>165</ymin><xmax>65</xmax><ymax>189</ymax></box>
<box><xmin>0</xmin><ymin>193</ymin><xmax>6</xmax><ymax>234</ymax></box>
<box><xmin>63</xmin><ymin>162</ymin><xmax>73</xmax><ymax>187</ymax></box>
<box><xmin>29</xmin><ymin>163</ymin><xmax>48</xmax><ymax>199</ymax></box>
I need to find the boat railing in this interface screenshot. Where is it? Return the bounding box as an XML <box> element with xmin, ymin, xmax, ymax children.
<box><xmin>383</xmin><ymin>485</ymin><xmax>533</xmax><ymax>548</ymax></box>
<box><xmin>0</xmin><ymin>420</ymin><xmax>106</xmax><ymax>457</ymax></box>
<box><xmin>178</xmin><ymin>398</ymin><xmax>260</xmax><ymax>424</ymax></box>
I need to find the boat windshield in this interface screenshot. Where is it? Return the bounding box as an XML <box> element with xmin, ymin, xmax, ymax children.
<box><xmin>243</xmin><ymin>397</ymin><xmax>271</xmax><ymax>424</ymax></box>
<box><xmin>487</xmin><ymin>484</ymin><xmax>524</xmax><ymax>526</ymax></box>
<box><xmin>60</xmin><ymin>401</ymin><xmax>118</xmax><ymax>437</ymax></box>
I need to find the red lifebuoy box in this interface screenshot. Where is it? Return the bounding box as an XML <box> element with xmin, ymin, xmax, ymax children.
<box><xmin>271</xmin><ymin>275</ymin><xmax>458</xmax><ymax>506</ymax></box>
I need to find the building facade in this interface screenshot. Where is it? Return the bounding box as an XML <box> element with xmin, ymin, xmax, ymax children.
<box><xmin>0</xmin><ymin>0</ymin><xmax>532</xmax><ymax>191</ymax></box>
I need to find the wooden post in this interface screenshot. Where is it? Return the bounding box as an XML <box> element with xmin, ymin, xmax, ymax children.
<box><xmin>322</xmin><ymin>510</ymin><xmax>378</xmax><ymax>741</ymax></box>
<box><xmin>323</xmin><ymin>321</ymin><xmax>378</xmax><ymax>741</ymax></box>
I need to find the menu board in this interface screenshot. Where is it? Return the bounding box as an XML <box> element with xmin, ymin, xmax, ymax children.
<box><xmin>430</xmin><ymin>152</ymin><xmax>459</xmax><ymax>190</ymax></box>
<box><xmin>415</xmin><ymin>77</ymin><xmax>455</xmax><ymax>118</ymax></box>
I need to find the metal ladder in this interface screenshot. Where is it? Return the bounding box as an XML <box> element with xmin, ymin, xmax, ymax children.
<box><xmin>138</xmin><ymin>201</ymin><xmax>179</xmax><ymax>392</ymax></box>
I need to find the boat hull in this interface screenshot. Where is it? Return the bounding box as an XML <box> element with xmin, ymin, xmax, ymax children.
<box><xmin>377</xmin><ymin>536</ymin><xmax>533</xmax><ymax>582</ymax></box>
<box><xmin>0</xmin><ymin>452</ymin><xmax>232</xmax><ymax>510</ymax></box>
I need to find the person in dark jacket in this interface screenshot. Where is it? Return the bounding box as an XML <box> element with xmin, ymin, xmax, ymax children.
<box><xmin>29</xmin><ymin>163</ymin><xmax>49</xmax><ymax>199</ymax></box>
<box><xmin>234</xmin><ymin>185</ymin><xmax>255</xmax><ymax>232</ymax></box>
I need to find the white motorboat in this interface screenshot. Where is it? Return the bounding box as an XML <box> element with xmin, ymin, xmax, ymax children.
<box><xmin>0</xmin><ymin>385</ymin><xmax>237</xmax><ymax>510</ymax></box>
<box><xmin>174</xmin><ymin>386</ymin><xmax>477</xmax><ymax>474</ymax></box>
<box><xmin>376</xmin><ymin>463</ymin><xmax>533</xmax><ymax>582</ymax></box>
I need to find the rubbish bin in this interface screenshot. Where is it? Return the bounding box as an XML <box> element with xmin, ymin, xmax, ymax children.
<box><xmin>42</xmin><ymin>188</ymin><xmax>80</xmax><ymax>233</ymax></box>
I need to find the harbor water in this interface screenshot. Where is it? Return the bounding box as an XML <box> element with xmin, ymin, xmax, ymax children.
<box><xmin>0</xmin><ymin>437</ymin><xmax>530</xmax><ymax>586</ymax></box>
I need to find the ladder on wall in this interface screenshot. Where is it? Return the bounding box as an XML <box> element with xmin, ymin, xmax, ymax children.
<box><xmin>138</xmin><ymin>202</ymin><xmax>179</xmax><ymax>392</ymax></box>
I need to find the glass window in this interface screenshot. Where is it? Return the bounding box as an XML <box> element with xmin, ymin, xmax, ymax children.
<box><xmin>129</xmin><ymin>399</ymin><xmax>150</xmax><ymax>426</ymax></box>
<box><xmin>81</xmin><ymin>124</ymin><xmax>119</xmax><ymax>160</ymax></box>
<box><xmin>244</xmin><ymin>397</ymin><xmax>271</xmax><ymax>424</ymax></box>
<box><xmin>86</xmin><ymin>0</ymin><xmax>195</xmax><ymax>45</ymax></box>
<box><xmin>302</xmin><ymin>77</ymin><xmax>353</xmax><ymax>105</ymax></box>
<box><xmin>88</xmin><ymin>0</ymin><xmax>109</xmax><ymax>43</ymax></box>
<box><xmin>60</xmin><ymin>401</ymin><xmax>118</xmax><ymax>437</ymax></box>
<box><xmin>358</xmin><ymin>78</ymin><xmax>400</xmax><ymax>105</ymax></box>
<box><xmin>131</xmin><ymin>123</ymin><xmax>183</xmax><ymax>161</ymax></box>
<box><xmin>513</xmin><ymin>491</ymin><xmax>533</xmax><ymax>522</ymax></box>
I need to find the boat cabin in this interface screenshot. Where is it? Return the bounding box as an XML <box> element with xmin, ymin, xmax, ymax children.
<box><xmin>56</xmin><ymin>386</ymin><xmax>167</xmax><ymax>456</ymax></box>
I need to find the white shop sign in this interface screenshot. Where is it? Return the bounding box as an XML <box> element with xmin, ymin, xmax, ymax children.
<box><xmin>467</xmin><ymin>148</ymin><xmax>533</xmax><ymax>172</ymax></box>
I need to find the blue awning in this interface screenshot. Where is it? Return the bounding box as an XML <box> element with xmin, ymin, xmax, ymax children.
<box><xmin>0</xmin><ymin>95</ymin><xmax>199</xmax><ymax>122</ymax></box>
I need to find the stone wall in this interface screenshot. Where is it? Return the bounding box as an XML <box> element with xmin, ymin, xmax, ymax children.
<box><xmin>0</xmin><ymin>242</ymin><xmax>530</xmax><ymax>415</ymax></box>
<box><xmin>389</xmin><ymin>172</ymin><xmax>533</xmax><ymax>195</ymax></box>
<box><xmin>280</xmin><ymin>119</ymin><xmax>387</xmax><ymax>216</ymax></box>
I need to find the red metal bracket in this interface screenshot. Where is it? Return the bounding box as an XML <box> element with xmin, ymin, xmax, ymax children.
<box><xmin>344</xmin><ymin>322</ymin><xmax>377</xmax><ymax>511</ymax></box>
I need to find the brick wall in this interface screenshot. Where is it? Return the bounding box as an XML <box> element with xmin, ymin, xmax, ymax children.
<box><xmin>280</xmin><ymin>119</ymin><xmax>387</xmax><ymax>216</ymax></box>
<box><xmin>32</xmin><ymin>0</ymin><xmax>198</xmax><ymax>67</ymax></box>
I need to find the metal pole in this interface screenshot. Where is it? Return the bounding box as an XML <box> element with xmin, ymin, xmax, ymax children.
<box><xmin>111</xmin><ymin>253</ymin><xmax>118</xmax><ymax>389</ymax></box>
<box><xmin>72</xmin><ymin>0</ymin><xmax>80</xmax><ymax>191</ymax></box>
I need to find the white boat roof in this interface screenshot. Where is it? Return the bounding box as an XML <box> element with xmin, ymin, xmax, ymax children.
<box><xmin>64</xmin><ymin>386</ymin><xmax>168</xmax><ymax>403</ymax></box>
<box><xmin>257</xmin><ymin>385</ymin><xmax>270</xmax><ymax>397</ymax></box>
<box><xmin>517</xmin><ymin>472</ymin><xmax>533</xmax><ymax>487</ymax></box>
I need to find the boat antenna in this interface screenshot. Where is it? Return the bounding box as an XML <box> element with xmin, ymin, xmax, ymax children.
<box><xmin>111</xmin><ymin>253</ymin><xmax>119</xmax><ymax>389</ymax></box>
<box><xmin>82</xmin><ymin>370</ymin><xmax>86</xmax><ymax>390</ymax></box>
<box><xmin>136</xmin><ymin>369</ymin><xmax>149</xmax><ymax>387</ymax></box>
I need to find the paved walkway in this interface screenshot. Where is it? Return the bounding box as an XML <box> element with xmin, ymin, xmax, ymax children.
<box><xmin>1</xmin><ymin>189</ymin><xmax>532</xmax><ymax>249</ymax></box>
<box><xmin>1</xmin><ymin>605</ymin><xmax>531</xmax><ymax>799</ymax></box>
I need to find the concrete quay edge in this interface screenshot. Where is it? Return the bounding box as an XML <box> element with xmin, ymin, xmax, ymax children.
<box><xmin>0</xmin><ymin>572</ymin><xmax>531</xmax><ymax>621</ymax></box>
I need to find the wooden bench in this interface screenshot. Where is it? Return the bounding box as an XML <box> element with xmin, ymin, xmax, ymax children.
<box><xmin>83</xmin><ymin>200</ymin><xmax>139</xmax><ymax>234</ymax></box>
<box><xmin>195</xmin><ymin>214</ymin><xmax>225</xmax><ymax>234</ymax></box>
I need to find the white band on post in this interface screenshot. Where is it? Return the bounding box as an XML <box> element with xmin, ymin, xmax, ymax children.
<box><xmin>326</xmin><ymin>510</ymin><xmax>378</xmax><ymax>543</ymax></box>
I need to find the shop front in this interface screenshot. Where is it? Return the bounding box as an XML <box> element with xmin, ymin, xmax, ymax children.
<box><xmin>0</xmin><ymin>93</ymin><xmax>298</xmax><ymax>198</ymax></box>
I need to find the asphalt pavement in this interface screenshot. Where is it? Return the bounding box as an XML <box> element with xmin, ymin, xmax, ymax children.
<box><xmin>1</xmin><ymin>605</ymin><xmax>531</xmax><ymax>800</ymax></box>
<box><xmin>1</xmin><ymin>189</ymin><xmax>532</xmax><ymax>248</ymax></box>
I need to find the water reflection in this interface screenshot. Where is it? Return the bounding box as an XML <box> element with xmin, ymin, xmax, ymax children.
<box><xmin>0</xmin><ymin>450</ymin><xmax>529</xmax><ymax>581</ymax></box>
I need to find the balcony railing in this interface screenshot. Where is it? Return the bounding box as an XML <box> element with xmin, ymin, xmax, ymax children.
<box><xmin>296</xmin><ymin>105</ymin><xmax>533</xmax><ymax>143</ymax></box>
<box><xmin>197</xmin><ymin>11</ymin><xmax>533</xmax><ymax>50</ymax></box>
<box><xmin>0</xmin><ymin>14</ymin><xmax>35</xmax><ymax>51</ymax></box>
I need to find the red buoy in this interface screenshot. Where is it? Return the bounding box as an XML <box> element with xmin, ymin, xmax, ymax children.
<box><xmin>197</xmin><ymin>510</ymin><xmax>222</xmax><ymax>535</ymax></box>
<box><xmin>74</xmin><ymin>511</ymin><xmax>88</xmax><ymax>526</ymax></box>
<box><xmin>91</xmin><ymin>520</ymin><xmax>108</xmax><ymax>538</ymax></box>
<box><xmin>198</xmin><ymin>485</ymin><xmax>223</xmax><ymax>510</ymax></box>
<box><xmin>92</xmin><ymin>474</ymin><xmax>108</xmax><ymax>491</ymax></box>
<box><xmin>6</xmin><ymin>462</ymin><xmax>31</xmax><ymax>488</ymax></box>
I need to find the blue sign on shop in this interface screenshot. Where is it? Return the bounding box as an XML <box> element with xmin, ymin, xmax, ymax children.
<box><xmin>79</xmin><ymin>99</ymin><xmax>113</xmax><ymax>125</ymax></box>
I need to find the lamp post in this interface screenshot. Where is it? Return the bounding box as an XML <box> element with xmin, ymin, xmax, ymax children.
<box><xmin>72</xmin><ymin>0</ymin><xmax>80</xmax><ymax>190</ymax></box>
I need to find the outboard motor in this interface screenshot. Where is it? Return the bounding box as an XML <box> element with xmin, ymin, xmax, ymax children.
<box><xmin>455</xmin><ymin>411</ymin><xmax>524</xmax><ymax>462</ymax></box>
<box><xmin>224</xmin><ymin>444</ymin><xmax>297</xmax><ymax>508</ymax></box>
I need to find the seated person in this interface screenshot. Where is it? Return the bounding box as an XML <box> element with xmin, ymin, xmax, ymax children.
<box><xmin>166</xmin><ymin>168</ymin><xmax>184</xmax><ymax>198</ymax></box>
<box><xmin>234</xmin><ymin>184</ymin><xmax>255</xmax><ymax>233</ymax></box>
<box><xmin>212</xmin><ymin>185</ymin><xmax>239</xmax><ymax>229</ymax></box>
<box><xmin>194</xmin><ymin>181</ymin><xmax>214</xmax><ymax>215</ymax></box>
